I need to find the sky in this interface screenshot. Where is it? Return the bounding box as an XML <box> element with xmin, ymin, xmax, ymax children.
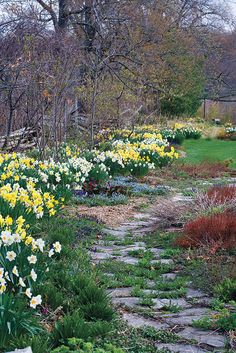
<box><xmin>230</xmin><ymin>1</ymin><xmax>236</xmax><ymax>16</ymax></box>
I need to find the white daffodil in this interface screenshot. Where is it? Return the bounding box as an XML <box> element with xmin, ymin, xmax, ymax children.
<box><xmin>6</xmin><ymin>251</ymin><xmax>16</xmax><ymax>262</ymax></box>
<box><xmin>13</xmin><ymin>233</ymin><xmax>21</xmax><ymax>243</ymax></box>
<box><xmin>30</xmin><ymin>269</ymin><xmax>37</xmax><ymax>282</ymax></box>
<box><xmin>0</xmin><ymin>278</ymin><xmax>6</xmax><ymax>294</ymax></box>
<box><xmin>27</xmin><ymin>255</ymin><xmax>37</xmax><ymax>264</ymax></box>
<box><xmin>36</xmin><ymin>238</ymin><xmax>45</xmax><ymax>252</ymax></box>
<box><xmin>1</xmin><ymin>231</ymin><xmax>12</xmax><ymax>244</ymax></box>
<box><xmin>53</xmin><ymin>241</ymin><xmax>62</xmax><ymax>253</ymax></box>
<box><xmin>0</xmin><ymin>268</ymin><xmax>4</xmax><ymax>278</ymax></box>
<box><xmin>19</xmin><ymin>277</ymin><xmax>26</xmax><ymax>287</ymax></box>
<box><xmin>26</xmin><ymin>288</ymin><xmax>32</xmax><ymax>298</ymax></box>
<box><xmin>12</xmin><ymin>266</ymin><xmax>19</xmax><ymax>277</ymax></box>
<box><xmin>30</xmin><ymin>295</ymin><xmax>42</xmax><ymax>309</ymax></box>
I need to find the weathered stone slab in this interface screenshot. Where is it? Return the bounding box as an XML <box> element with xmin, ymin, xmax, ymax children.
<box><xmin>172</xmin><ymin>194</ymin><xmax>193</xmax><ymax>202</ymax></box>
<box><xmin>112</xmin><ymin>296</ymin><xmax>139</xmax><ymax>307</ymax></box>
<box><xmin>155</xmin><ymin>343</ymin><xmax>207</xmax><ymax>353</ymax></box>
<box><xmin>116</xmin><ymin>244</ymin><xmax>146</xmax><ymax>255</ymax></box>
<box><xmin>107</xmin><ymin>287</ymin><xmax>132</xmax><ymax>298</ymax></box>
<box><xmin>151</xmin><ymin>258</ymin><xmax>174</xmax><ymax>265</ymax></box>
<box><xmin>153</xmin><ymin>298</ymin><xmax>191</xmax><ymax>310</ymax></box>
<box><xmin>149</xmin><ymin>248</ymin><xmax>165</xmax><ymax>257</ymax></box>
<box><xmin>163</xmin><ymin>307</ymin><xmax>210</xmax><ymax>326</ymax></box>
<box><xmin>190</xmin><ymin>297</ymin><xmax>212</xmax><ymax>306</ymax></box>
<box><xmin>161</xmin><ymin>273</ymin><xmax>177</xmax><ymax>280</ymax></box>
<box><xmin>186</xmin><ymin>288</ymin><xmax>208</xmax><ymax>299</ymax></box>
<box><xmin>123</xmin><ymin>221</ymin><xmax>151</xmax><ymax>227</ymax></box>
<box><xmin>133</xmin><ymin>227</ymin><xmax>154</xmax><ymax>234</ymax></box>
<box><xmin>133</xmin><ymin>213</ymin><xmax>152</xmax><ymax>220</ymax></box>
<box><xmin>103</xmin><ymin>228</ymin><xmax>127</xmax><ymax>237</ymax></box>
<box><xmin>179</xmin><ymin>327</ymin><xmax>226</xmax><ymax>348</ymax></box>
<box><xmin>90</xmin><ymin>252</ymin><xmax>113</xmax><ymax>261</ymax></box>
<box><xmin>118</xmin><ymin>256</ymin><xmax>139</xmax><ymax>265</ymax></box>
<box><xmin>122</xmin><ymin>312</ymin><xmax>169</xmax><ymax>330</ymax></box>
<box><xmin>92</xmin><ymin>245</ymin><xmax>116</xmax><ymax>252</ymax></box>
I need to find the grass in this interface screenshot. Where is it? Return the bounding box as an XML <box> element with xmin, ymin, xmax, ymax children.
<box><xmin>182</xmin><ymin>138</ymin><xmax>236</xmax><ymax>168</ymax></box>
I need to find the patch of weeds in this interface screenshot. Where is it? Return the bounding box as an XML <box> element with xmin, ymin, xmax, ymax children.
<box><xmin>192</xmin><ymin>316</ymin><xmax>212</xmax><ymax>330</ymax></box>
<box><xmin>145</xmin><ymin>231</ymin><xmax>178</xmax><ymax>249</ymax></box>
<box><xmin>160</xmin><ymin>248</ymin><xmax>181</xmax><ymax>259</ymax></box>
<box><xmin>101</xmin><ymin>320</ymin><xmax>157</xmax><ymax>353</ymax></box>
<box><xmin>114</xmin><ymin>237</ymin><xmax>137</xmax><ymax>246</ymax></box>
<box><xmin>156</xmin><ymin>288</ymin><xmax>187</xmax><ymax>299</ymax></box>
<box><xmin>140</xmin><ymin>327</ymin><xmax>181</xmax><ymax>343</ymax></box>
<box><xmin>161</xmin><ymin>303</ymin><xmax>181</xmax><ymax>313</ymax></box>
<box><xmin>116</xmin><ymin>275</ymin><xmax>147</xmax><ymax>288</ymax></box>
<box><xmin>214</xmin><ymin>279</ymin><xmax>236</xmax><ymax>303</ymax></box>
<box><xmin>182</xmin><ymin>189</ymin><xmax>196</xmax><ymax>197</ymax></box>
<box><xmin>98</xmin><ymin>259</ymin><xmax>135</xmax><ymax>275</ymax></box>
<box><xmin>137</xmin><ymin>202</ymin><xmax>149</xmax><ymax>210</ymax></box>
<box><xmin>139</xmin><ymin>296</ymin><xmax>155</xmax><ymax>307</ymax></box>
<box><xmin>128</xmin><ymin>249</ymin><xmax>153</xmax><ymax>260</ymax></box>
<box><xmin>130</xmin><ymin>286</ymin><xmax>145</xmax><ymax>297</ymax></box>
<box><xmin>192</xmin><ymin>311</ymin><xmax>236</xmax><ymax>331</ymax></box>
<box><xmin>182</xmin><ymin>252</ymin><xmax>236</xmax><ymax>295</ymax></box>
<box><xmin>103</xmin><ymin>234</ymin><xmax>117</xmax><ymax>241</ymax></box>
<box><xmin>133</xmin><ymin>264</ymin><xmax>175</xmax><ymax>280</ymax></box>
<box><xmin>112</xmin><ymin>251</ymin><xmax>122</xmax><ymax>256</ymax></box>
<box><xmin>216</xmin><ymin>312</ymin><xmax>236</xmax><ymax>331</ymax></box>
<box><xmin>154</xmin><ymin>278</ymin><xmax>188</xmax><ymax>291</ymax></box>
<box><xmin>210</xmin><ymin>298</ymin><xmax>227</xmax><ymax>311</ymax></box>
<box><xmin>76</xmin><ymin>217</ymin><xmax>103</xmax><ymax>240</ymax></box>
<box><xmin>138</xmin><ymin>257</ymin><xmax>154</xmax><ymax>268</ymax></box>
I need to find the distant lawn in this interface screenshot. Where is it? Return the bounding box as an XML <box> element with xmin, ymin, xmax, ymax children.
<box><xmin>182</xmin><ymin>138</ymin><xmax>236</xmax><ymax>169</ymax></box>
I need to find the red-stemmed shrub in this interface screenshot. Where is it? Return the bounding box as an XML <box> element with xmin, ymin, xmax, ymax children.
<box><xmin>175</xmin><ymin>212</ymin><xmax>236</xmax><ymax>252</ymax></box>
<box><xmin>206</xmin><ymin>185</ymin><xmax>236</xmax><ymax>204</ymax></box>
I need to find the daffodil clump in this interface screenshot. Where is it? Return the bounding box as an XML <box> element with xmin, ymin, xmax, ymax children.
<box><xmin>94</xmin><ymin>126</ymin><xmax>179</xmax><ymax>176</ymax></box>
<box><xmin>0</xmin><ymin>153</ymin><xmax>93</xmax><ymax>193</ymax></box>
<box><xmin>0</xmin><ymin>182</ymin><xmax>60</xmax><ymax>221</ymax></box>
<box><xmin>225</xmin><ymin>126</ymin><xmax>236</xmax><ymax>134</ymax></box>
<box><xmin>0</xmin><ymin>153</ymin><xmax>64</xmax><ymax>319</ymax></box>
<box><xmin>0</xmin><ymin>215</ymin><xmax>61</xmax><ymax>309</ymax></box>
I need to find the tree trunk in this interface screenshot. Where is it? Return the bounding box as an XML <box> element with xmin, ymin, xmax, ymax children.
<box><xmin>3</xmin><ymin>92</ymin><xmax>14</xmax><ymax>149</ymax></box>
<box><xmin>58</xmin><ymin>0</ymin><xmax>69</xmax><ymax>31</ymax></box>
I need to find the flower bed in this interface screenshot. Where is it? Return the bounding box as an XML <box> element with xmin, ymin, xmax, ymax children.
<box><xmin>0</xmin><ymin>123</ymin><xmax>204</xmax><ymax>350</ymax></box>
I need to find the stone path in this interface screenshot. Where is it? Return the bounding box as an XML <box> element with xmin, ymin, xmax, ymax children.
<box><xmin>89</xmin><ymin>205</ymin><xmax>228</xmax><ymax>353</ymax></box>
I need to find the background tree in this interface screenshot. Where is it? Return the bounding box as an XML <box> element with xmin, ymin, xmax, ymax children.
<box><xmin>0</xmin><ymin>0</ymin><xmax>233</xmax><ymax>149</ymax></box>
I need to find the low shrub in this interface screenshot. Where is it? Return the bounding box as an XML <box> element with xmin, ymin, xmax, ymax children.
<box><xmin>206</xmin><ymin>185</ymin><xmax>236</xmax><ymax>205</ymax></box>
<box><xmin>51</xmin><ymin>310</ymin><xmax>111</xmax><ymax>344</ymax></box>
<box><xmin>75</xmin><ymin>193</ymin><xmax>128</xmax><ymax>207</ymax></box>
<box><xmin>0</xmin><ymin>294</ymin><xmax>42</xmax><ymax>349</ymax></box>
<box><xmin>175</xmin><ymin>212</ymin><xmax>236</xmax><ymax>251</ymax></box>
<box><xmin>216</xmin><ymin>312</ymin><xmax>236</xmax><ymax>331</ymax></box>
<box><xmin>179</xmin><ymin>161</ymin><xmax>230</xmax><ymax>178</ymax></box>
<box><xmin>214</xmin><ymin>279</ymin><xmax>236</xmax><ymax>302</ymax></box>
<box><xmin>51</xmin><ymin>338</ymin><xmax>124</xmax><ymax>353</ymax></box>
<box><xmin>193</xmin><ymin>312</ymin><xmax>236</xmax><ymax>332</ymax></box>
<box><xmin>182</xmin><ymin>251</ymin><xmax>236</xmax><ymax>295</ymax></box>
<box><xmin>9</xmin><ymin>333</ymin><xmax>50</xmax><ymax>353</ymax></box>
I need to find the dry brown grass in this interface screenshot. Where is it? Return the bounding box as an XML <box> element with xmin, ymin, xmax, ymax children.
<box><xmin>64</xmin><ymin>197</ymin><xmax>148</xmax><ymax>227</ymax></box>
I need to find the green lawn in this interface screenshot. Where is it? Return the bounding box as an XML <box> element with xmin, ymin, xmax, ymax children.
<box><xmin>182</xmin><ymin>138</ymin><xmax>236</xmax><ymax>169</ymax></box>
